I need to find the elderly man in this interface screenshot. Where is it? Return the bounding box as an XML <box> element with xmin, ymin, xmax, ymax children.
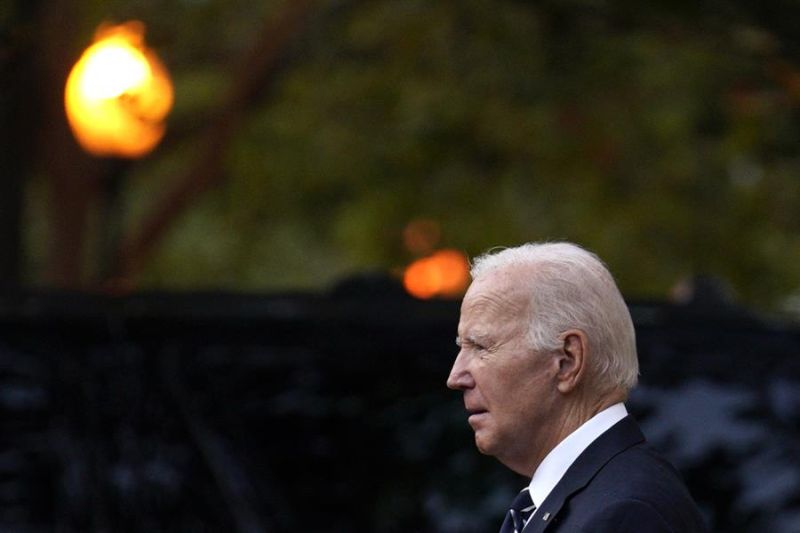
<box><xmin>447</xmin><ymin>242</ymin><xmax>706</xmax><ymax>533</ymax></box>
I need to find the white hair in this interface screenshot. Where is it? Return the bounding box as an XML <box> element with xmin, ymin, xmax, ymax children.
<box><xmin>471</xmin><ymin>242</ymin><xmax>639</xmax><ymax>392</ymax></box>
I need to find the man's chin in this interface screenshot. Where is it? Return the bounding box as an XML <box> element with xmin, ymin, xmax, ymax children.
<box><xmin>473</xmin><ymin>432</ymin><xmax>497</xmax><ymax>456</ymax></box>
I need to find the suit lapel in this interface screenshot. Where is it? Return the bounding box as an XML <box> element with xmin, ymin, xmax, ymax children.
<box><xmin>520</xmin><ymin>416</ymin><xmax>646</xmax><ymax>533</ymax></box>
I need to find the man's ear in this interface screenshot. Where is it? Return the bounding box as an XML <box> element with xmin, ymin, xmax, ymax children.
<box><xmin>555</xmin><ymin>330</ymin><xmax>587</xmax><ymax>393</ymax></box>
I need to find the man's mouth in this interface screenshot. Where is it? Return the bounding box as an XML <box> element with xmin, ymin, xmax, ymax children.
<box><xmin>467</xmin><ymin>408</ymin><xmax>488</xmax><ymax>418</ymax></box>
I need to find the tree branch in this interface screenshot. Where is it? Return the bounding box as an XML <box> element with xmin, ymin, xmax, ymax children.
<box><xmin>115</xmin><ymin>0</ymin><xmax>317</xmax><ymax>283</ymax></box>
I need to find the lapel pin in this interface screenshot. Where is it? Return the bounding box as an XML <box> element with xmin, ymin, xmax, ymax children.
<box><xmin>542</xmin><ymin>512</ymin><xmax>551</xmax><ymax>521</ymax></box>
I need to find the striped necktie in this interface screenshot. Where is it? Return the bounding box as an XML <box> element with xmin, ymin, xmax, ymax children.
<box><xmin>499</xmin><ymin>487</ymin><xmax>536</xmax><ymax>533</ymax></box>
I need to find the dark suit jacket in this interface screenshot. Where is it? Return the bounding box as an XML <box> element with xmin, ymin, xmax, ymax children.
<box><xmin>520</xmin><ymin>416</ymin><xmax>707</xmax><ymax>532</ymax></box>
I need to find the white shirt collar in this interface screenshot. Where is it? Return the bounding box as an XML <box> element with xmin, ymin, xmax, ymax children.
<box><xmin>527</xmin><ymin>403</ymin><xmax>628</xmax><ymax>511</ymax></box>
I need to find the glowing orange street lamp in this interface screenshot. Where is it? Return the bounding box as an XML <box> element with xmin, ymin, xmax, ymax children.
<box><xmin>65</xmin><ymin>21</ymin><xmax>173</xmax><ymax>158</ymax></box>
<box><xmin>403</xmin><ymin>249</ymin><xmax>470</xmax><ymax>300</ymax></box>
<box><xmin>64</xmin><ymin>21</ymin><xmax>173</xmax><ymax>282</ymax></box>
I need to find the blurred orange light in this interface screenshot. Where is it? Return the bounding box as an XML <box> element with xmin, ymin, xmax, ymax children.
<box><xmin>64</xmin><ymin>21</ymin><xmax>173</xmax><ymax>158</ymax></box>
<box><xmin>403</xmin><ymin>249</ymin><xmax>470</xmax><ymax>300</ymax></box>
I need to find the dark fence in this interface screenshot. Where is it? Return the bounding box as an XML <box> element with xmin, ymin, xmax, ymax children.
<box><xmin>1</xmin><ymin>285</ymin><xmax>799</xmax><ymax>532</ymax></box>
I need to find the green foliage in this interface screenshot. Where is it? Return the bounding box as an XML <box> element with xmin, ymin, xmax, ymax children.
<box><xmin>30</xmin><ymin>0</ymin><xmax>800</xmax><ymax>310</ymax></box>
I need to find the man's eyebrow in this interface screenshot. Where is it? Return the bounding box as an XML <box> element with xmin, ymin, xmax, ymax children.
<box><xmin>456</xmin><ymin>334</ymin><xmax>490</xmax><ymax>347</ymax></box>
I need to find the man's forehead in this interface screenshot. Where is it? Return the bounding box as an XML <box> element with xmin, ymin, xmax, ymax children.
<box><xmin>466</xmin><ymin>263</ymin><xmax>534</xmax><ymax>298</ymax></box>
<box><xmin>461</xmin><ymin>267</ymin><xmax>532</xmax><ymax>317</ymax></box>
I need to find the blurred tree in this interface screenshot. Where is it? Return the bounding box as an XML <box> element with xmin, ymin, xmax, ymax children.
<box><xmin>0</xmin><ymin>1</ymin><xmax>36</xmax><ymax>287</ymax></box>
<box><xmin>10</xmin><ymin>0</ymin><xmax>800</xmax><ymax>311</ymax></box>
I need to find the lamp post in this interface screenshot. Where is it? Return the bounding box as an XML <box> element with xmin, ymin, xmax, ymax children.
<box><xmin>64</xmin><ymin>21</ymin><xmax>173</xmax><ymax>285</ymax></box>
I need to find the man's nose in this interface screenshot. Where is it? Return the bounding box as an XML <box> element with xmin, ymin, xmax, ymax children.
<box><xmin>447</xmin><ymin>351</ymin><xmax>474</xmax><ymax>390</ymax></box>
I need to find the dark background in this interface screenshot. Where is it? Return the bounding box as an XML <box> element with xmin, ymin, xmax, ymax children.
<box><xmin>2</xmin><ymin>284</ymin><xmax>799</xmax><ymax>532</ymax></box>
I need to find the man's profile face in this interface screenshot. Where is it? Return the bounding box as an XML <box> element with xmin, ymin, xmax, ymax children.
<box><xmin>447</xmin><ymin>267</ymin><xmax>558</xmax><ymax>474</ymax></box>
